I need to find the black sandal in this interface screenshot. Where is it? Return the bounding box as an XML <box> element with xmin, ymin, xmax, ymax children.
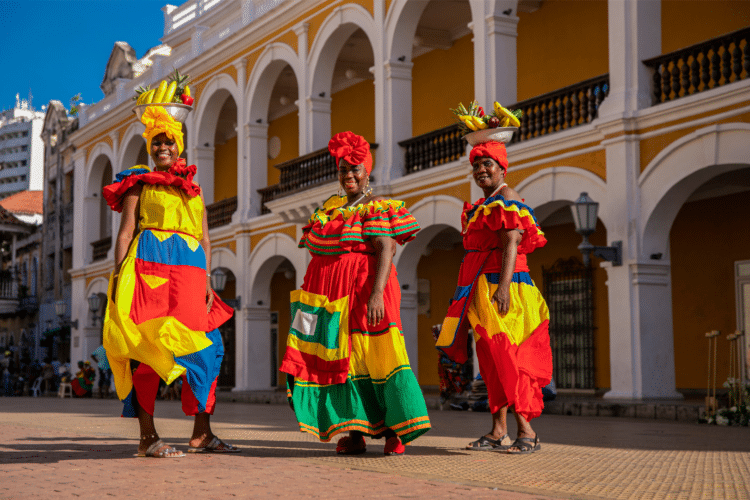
<box><xmin>503</xmin><ymin>435</ymin><xmax>541</xmax><ymax>455</ymax></box>
<box><xmin>466</xmin><ymin>434</ymin><xmax>509</xmax><ymax>451</ymax></box>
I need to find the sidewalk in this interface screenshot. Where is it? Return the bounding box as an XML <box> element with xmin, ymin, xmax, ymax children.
<box><xmin>217</xmin><ymin>389</ymin><xmax>707</xmax><ymax>422</ymax></box>
<box><xmin>1</xmin><ymin>397</ymin><xmax>748</xmax><ymax>499</ymax></box>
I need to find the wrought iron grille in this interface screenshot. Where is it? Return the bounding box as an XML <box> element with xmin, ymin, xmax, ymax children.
<box><xmin>542</xmin><ymin>257</ymin><xmax>596</xmax><ymax>390</ymax></box>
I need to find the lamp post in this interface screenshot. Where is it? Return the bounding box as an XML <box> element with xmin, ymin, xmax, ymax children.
<box><xmin>88</xmin><ymin>293</ymin><xmax>103</xmax><ymax>324</ymax></box>
<box><xmin>54</xmin><ymin>299</ymin><xmax>78</xmax><ymax>329</ymax></box>
<box><xmin>210</xmin><ymin>268</ymin><xmax>241</xmax><ymax>310</ymax></box>
<box><xmin>571</xmin><ymin>192</ymin><xmax>622</xmax><ymax>267</ymax></box>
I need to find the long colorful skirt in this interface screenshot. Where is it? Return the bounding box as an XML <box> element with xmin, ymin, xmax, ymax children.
<box><xmin>467</xmin><ymin>271</ymin><xmax>552</xmax><ymax>421</ymax></box>
<box><xmin>282</xmin><ymin>252</ymin><xmax>430</xmax><ymax>444</ymax></box>
<box><xmin>103</xmin><ymin>228</ymin><xmax>232</xmax><ymax>418</ymax></box>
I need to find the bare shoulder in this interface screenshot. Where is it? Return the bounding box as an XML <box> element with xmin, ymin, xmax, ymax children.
<box><xmin>499</xmin><ymin>185</ymin><xmax>523</xmax><ymax>203</ymax></box>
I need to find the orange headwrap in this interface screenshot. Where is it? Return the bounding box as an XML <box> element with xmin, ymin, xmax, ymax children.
<box><xmin>469</xmin><ymin>141</ymin><xmax>509</xmax><ymax>173</ymax></box>
<box><xmin>141</xmin><ymin>106</ymin><xmax>184</xmax><ymax>155</ymax></box>
<box><xmin>328</xmin><ymin>131</ymin><xmax>373</xmax><ymax>174</ymax></box>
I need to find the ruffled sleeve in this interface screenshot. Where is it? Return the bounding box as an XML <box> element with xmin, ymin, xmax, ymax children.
<box><xmin>357</xmin><ymin>199</ymin><xmax>420</xmax><ymax>245</ymax></box>
<box><xmin>102</xmin><ymin>164</ymin><xmax>202</xmax><ymax>213</ymax></box>
<box><xmin>462</xmin><ymin>194</ymin><xmax>547</xmax><ymax>254</ymax></box>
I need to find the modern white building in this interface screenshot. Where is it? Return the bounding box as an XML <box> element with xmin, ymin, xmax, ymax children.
<box><xmin>0</xmin><ymin>95</ymin><xmax>46</xmax><ymax>199</ymax></box>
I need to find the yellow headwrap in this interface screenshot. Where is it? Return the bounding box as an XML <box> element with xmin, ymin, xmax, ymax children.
<box><xmin>141</xmin><ymin>106</ymin><xmax>184</xmax><ymax>155</ymax></box>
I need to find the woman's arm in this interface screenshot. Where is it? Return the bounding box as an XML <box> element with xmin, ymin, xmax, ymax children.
<box><xmin>492</xmin><ymin>229</ymin><xmax>522</xmax><ymax>316</ymax></box>
<box><xmin>112</xmin><ymin>185</ymin><xmax>142</xmax><ymax>295</ymax></box>
<box><xmin>199</xmin><ymin>191</ymin><xmax>214</xmax><ymax>313</ymax></box>
<box><xmin>367</xmin><ymin>235</ymin><xmax>396</xmax><ymax>326</ymax></box>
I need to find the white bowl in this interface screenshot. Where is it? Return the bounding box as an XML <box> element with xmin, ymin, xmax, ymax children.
<box><xmin>464</xmin><ymin>127</ymin><xmax>518</xmax><ymax>145</ymax></box>
<box><xmin>133</xmin><ymin>103</ymin><xmax>193</xmax><ymax>123</ymax></box>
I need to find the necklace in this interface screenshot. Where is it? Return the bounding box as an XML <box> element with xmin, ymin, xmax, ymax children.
<box><xmin>343</xmin><ymin>193</ymin><xmax>366</xmax><ymax>208</ymax></box>
<box><xmin>487</xmin><ymin>182</ymin><xmax>508</xmax><ymax>199</ymax></box>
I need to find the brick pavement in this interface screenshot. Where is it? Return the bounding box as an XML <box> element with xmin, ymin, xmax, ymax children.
<box><xmin>1</xmin><ymin>397</ymin><xmax>748</xmax><ymax>499</ymax></box>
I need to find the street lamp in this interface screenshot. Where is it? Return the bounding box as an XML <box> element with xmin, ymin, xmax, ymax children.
<box><xmin>54</xmin><ymin>299</ymin><xmax>79</xmax><ymax>329</ymax></box>
<box><xmin>571</xmin><ymin>192</ymin><xmax>622</xmax><ymax>267</ymax></box>
<box><xmin>210</xmin><ymin>268</ymin><xmax>241</xmax><ymax>310</ymax></box>
<box><xmin>88</xmin><ymin>293</ymin><xmax>103</xmax><ymax>323</ymax></box>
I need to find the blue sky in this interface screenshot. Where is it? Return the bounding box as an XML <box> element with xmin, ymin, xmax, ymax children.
<box><xmin>1</xmin><ymin>0</ymin><xmax>172</xmax><ymax>113</ymax></box>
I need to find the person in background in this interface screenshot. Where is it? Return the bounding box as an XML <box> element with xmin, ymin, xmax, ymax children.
<box><xmin>91</xmin><ymin>346</ymin><xmax>112</xmax><ymax>399</ymax></box>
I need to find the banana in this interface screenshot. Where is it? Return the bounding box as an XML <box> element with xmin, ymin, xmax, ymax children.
<box><xmin>494</xmin><ymin>102</ymin><xmax>520</xmax><ymax>127</ymax></box>
<box><xmin>153</xmin><ymin>80</ymin><xmax>168</xmax><ymax>103</ymax></box>
<box><xmin>184</xmin><ymin>85</ymin><xmax>191</xmax><ymax>97</ymax></box>
<box><xmin>143</xmin><ymin>89</ymin><xmax>156</xmax><ymax>104</ymax></box>
<box><xmin>460</xmin><ymin>115</ymin><xmax>477</xmax><ymax>131</ymax></box>
<box><xmin>164</xmin><ymin>81</ymin><xmax>178</xmax><ymax>103</ymax></box>
<box><xmin>470</xmin><ymin>116</ymin><xmax>488</xmax><ymax>130</ymax></box>
<box><xmin>136</xmin><ymin>92</ymin><xmax>146</xmax><ymax>105</ymax></box>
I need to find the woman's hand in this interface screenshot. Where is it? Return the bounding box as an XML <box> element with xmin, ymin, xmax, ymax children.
<box><xmin>491</xmin><ymin>284</ymin><xmax>511</xmax><ymax>316</ymax></box>
<box><xmin>367</xmin><ymin>292</ymin><xmax>385</xmax><ymax>326</ymax></box>
<box><xmin>206</xmin><ymin>277</ymin><xmax>215</xmax><ymax>313</ymax></box>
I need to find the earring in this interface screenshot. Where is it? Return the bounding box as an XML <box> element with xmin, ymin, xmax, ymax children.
<box><xmin>364</xmin><ymin>178</ymin><xmax>373</xmax><ymax>197</ymax></box>
<box><xmin>338</xmin><ymin>184</ymin><xmax>343</xmax><ymax>198</ymax></box>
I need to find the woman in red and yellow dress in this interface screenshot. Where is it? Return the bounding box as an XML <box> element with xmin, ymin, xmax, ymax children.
<box><xmin>70</xmin><ymin>361</ymin><xmax>95</xmax><ymax>397</ymax></box>
<box><xmin>281</xmin><ymin>132</ymin><xmax>430</xmax><ymax>456</ymax></box>
<box><xmin>102</xmin><ymin>106</ymin><xmax>237</xmax><ymax>458</ymax></box>
<box><xmin>437</xmin><ymin>141</ymin><xmax>551</xmax><ymax>455</ymax></box>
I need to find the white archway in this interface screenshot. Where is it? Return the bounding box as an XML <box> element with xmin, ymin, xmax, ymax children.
<box><xmin>117</xmin><ymin>123</ymin><xmax>147</xmax><ymax>173</ymax></box>
<box><xmin>640</xmin><ymin>123</ymin><xmax>750</xmax><ymax>258</ymax></box>
<box><xmin>192</xmin><ymin>73</ymin><xmax>240</xmax><ymax>204</ymax></box>
<box><xmin>306</xmin><ymin>3</ymin><xmax>378</xmax><ymax>150</ymax></box>
<box><xmin>515</xmin><ymin>166</ymin><xmax>608</xmax><ymax>226</ymax></box>
<box><xmin>85</xmin><ymin>149</ymin><xmax>116</xmax><ymax>264</ymax></box>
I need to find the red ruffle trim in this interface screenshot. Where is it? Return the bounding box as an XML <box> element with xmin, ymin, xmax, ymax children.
<box><xmin>462</xmin><ymin>200</ymin><xmax>547</xmax><ymax>255</ymax></box>
<box><xmin>102</xmin><ymin>170</ymin><xmax>201</xmax><ymax>213</ymax></box>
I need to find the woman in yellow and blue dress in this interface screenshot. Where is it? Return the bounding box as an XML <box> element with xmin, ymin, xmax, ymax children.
<box><xmin>280</xmin><ymin>132</ymin><xmax>430</xmax><ymax>456</ymax></box>
<box><xmin>437</xmin><ymin>140</ymin><xmax>552</xmax><ymax>455</ymax></box>
<box><xmin>103</xmin><ymin>105</ymin><xmax>237</xmax><ymax>458</ymax></box>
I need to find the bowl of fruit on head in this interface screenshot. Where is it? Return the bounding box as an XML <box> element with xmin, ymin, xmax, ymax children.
<box><xmin>133</xmin><ymin>69</ymin><xmax>194</xmax><ymax>123</ymax></box>
<box><xmin>451</xmin><ymin>101</ymin><xmax>522</xmax><ymax>146</ymax></box>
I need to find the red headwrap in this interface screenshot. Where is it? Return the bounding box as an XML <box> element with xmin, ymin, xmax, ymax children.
<box><xmin>328</xmin><ymin>131</ymin><xmax>373</xmax><ymax>174</ymax></box>
<box><xmin>469</xmin><ymin>141</ymin><xmax>509</xmax><ymax>173</ymax></box>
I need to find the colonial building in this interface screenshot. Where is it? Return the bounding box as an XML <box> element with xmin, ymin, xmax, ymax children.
<box><xmin>40</xmin><ymin>102</ymin><xmax>78</xmax><ymax>362</ymax></box>
<box><xmin>65</xmin><ymin>0</ymin><xmax>749</xmax><ymax>398</ymax></box>
<box><xmin>0</xmin><ymin>192</ymin><xmax>43</xmax><ymax>364</ymax></box>
<box><xmin>0</xmin><ymin>96</ymin><xmax>45</xmax><ymax>199</ymax></box>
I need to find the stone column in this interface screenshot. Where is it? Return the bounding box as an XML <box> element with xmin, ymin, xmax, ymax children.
<box><xmin>245</xmin><ymin>122</ymin><xmax>269</xmax><ymax>217</ymax></box>
<box><xmin>305</xmin><ymin>96</ymin><xmax>332</xmax><ymax>151</ymax></box>
<box><xmin>470</xmin><ymin>0</ymin><xmax>519</xmax><ymax>110</ymax></box>
<box><xmin>400</xmin><ymin>289</ymin><xmax>419</xmax><ymax>379</ymax></box>
<box><xmin>233</xmin><ymin>57</ymin><xmax>248</xmax><ymax>223</ymax></box>
<box><xmin>192</xmin><ymin>146</ymin><xmax>215</xmax><ymax>205</ymax></box>
<box><xmin>235</xmin><ymin>306</ymin><xmax>273</xmax><ymax>391</ymax></box>
<box><xmin>378</xmin><ymin>60</ymin><xmax>413</xmax><ymax>185</ymax></box>
<box><xmin>294</xmin><ymin>23</ymin><xmax>311</xmax><ymax>155</ymax></box>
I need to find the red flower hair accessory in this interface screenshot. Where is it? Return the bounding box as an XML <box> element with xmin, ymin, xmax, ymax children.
<box><xmin>168</xmin><ymin>158</ymin><xmax>197</xmax><ymax>183</ymax></box>
<box><xmin>328</xmin><ymin>131</ymin><xmax>373</xmax><ymax>174</ymax></box>
<box><xmin>469</xmin><ymin>141</ymin><xmax>509</xmax><ymax>173</ymax></box>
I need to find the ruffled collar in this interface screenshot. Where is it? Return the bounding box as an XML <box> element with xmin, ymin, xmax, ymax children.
<box><xmin>167</xmin><ymin>159</ymin><xmax>197</xmax><ymax>183</ymax></box>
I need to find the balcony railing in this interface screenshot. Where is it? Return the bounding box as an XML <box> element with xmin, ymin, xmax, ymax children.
<box><xmin>91</xmin><ymin>237</ymin><xmax>112</xmax><ymax>262</ymax></box>
<box><xmin>401</xmin><ymin>75</ymin><xmax>610</xmax><ymax>174</ymax></box>
<box><xmin>644</xmin><ymin>27</ymin><xmax>750</xmax><ymax>105</ymax></box>
<box><xmin>259</xmin><ymin>145</ymin><xmax>378</xmax><ymax>214</ymax></box>
<box><xmin>206</xmin><ymin>196</ymin><xmax>238</xmax><ymax>229</ymax></box>
<box><xmin>399</xmin><ymin>124</ymin><xmax>466</xmax><ymax>174</ymax></box>
<box><xmin>511</xmin><ymin>74</ymin><xmax>610</xmax><ymax>143</ymax></box>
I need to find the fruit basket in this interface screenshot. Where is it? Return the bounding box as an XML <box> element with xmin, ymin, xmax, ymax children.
<box><xmin>133</xmin><ymin>103</ymin><xmax>192</xmax><ymax>123</ymax></box>
<box><xmin>463</xmin><ymin>127</ymin><xmax>517</xmax><ymax>145</ymax></box>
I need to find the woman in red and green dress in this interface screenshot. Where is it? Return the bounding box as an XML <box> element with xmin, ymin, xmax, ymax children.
<box><xmin>281</xmin><ymin>131</ymin><xmax>430</xmax><ymax>456</ymax></box>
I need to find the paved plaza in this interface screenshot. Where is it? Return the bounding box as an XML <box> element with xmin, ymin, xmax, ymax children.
<box><xmin>1</xmin><ymin>397</ymin><xmax>748</xmax><ymax>499</ymax></box>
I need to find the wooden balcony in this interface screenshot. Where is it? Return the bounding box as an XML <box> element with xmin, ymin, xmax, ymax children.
<box><xmin>259</xmin><ymin>145</ymin><xmax>378</xmax><ymax>214</ymax></box>
<box><xmin>206</xmin><ymin>196</ymin><xmax>237</xmax><ymax>229</ymax></box>
<box><xmin>91</xmin><ymin>236</ymin><xmax>112</xmax><ymax>262</ymax></box>
<box><xmin>644</xmin><ymin>27</ymin><xmax>750</xmax><ymax>105</ymax></box>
